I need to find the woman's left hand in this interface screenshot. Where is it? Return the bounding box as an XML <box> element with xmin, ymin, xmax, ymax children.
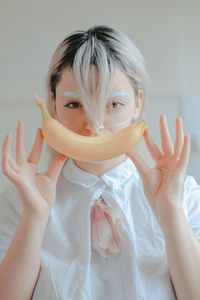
<box><xmin>126</xmin><ymin>114</ymin><xmax>190</xmax><ymax>225</ymax></box>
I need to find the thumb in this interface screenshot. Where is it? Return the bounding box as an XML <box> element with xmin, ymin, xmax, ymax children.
<box><xmin>47</xmin><ymin>154</ymin><xmax>68</xmax><ymax>181</ymax></box>
<box><xmin>126</xmin><ymin>151</ymin><xmax>149</xmax><ymax>179</ymax></box>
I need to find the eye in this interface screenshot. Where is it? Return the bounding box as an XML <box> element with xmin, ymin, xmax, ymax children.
<box><xmin>106</xmin><ymin>101</ymin><xmax>124</xmax><ymax>111</ymax></box>
<box><xmin>65</xmin><ymin>101</ymin><xmax>82</xmax><ymax>109</ymax></box>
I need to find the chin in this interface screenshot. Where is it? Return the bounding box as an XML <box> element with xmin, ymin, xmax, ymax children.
<box><xmin>72</xmin><ymin>154</ymin><xmax>127</xmax><ymax>176</ymax></box>
<box><xmin>75</xmin><ymin>154</ymin><xmax>127</xmax><ymax>165</ymax></box>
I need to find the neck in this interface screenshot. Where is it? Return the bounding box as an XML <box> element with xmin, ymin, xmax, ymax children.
<box><xmin>73</xmin><ymin>154</ymin><xmax>127</xmax><ymax>177</ymax></box>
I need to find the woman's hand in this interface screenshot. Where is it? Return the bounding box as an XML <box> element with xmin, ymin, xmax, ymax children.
<box><xmin>126</xmin><ymin>114</ymin><xmax>190</xmax><ymax>225</ymax></box>
<box><xmin>2</xmin><ymin>120</ymin><xmax>68</xmax><ymax>220</ymax></box>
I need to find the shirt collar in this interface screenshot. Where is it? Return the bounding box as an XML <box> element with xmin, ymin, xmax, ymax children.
<box><xmin>62</xmin><ymin>156</ymin><xmax>138</xmax><ymax>189</ymax></box>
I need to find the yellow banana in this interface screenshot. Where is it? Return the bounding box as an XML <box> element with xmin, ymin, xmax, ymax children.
<box><xmin>34</xmin><ymin>93</ymin><xmax>147</xmax><ymax>162</ymax></box>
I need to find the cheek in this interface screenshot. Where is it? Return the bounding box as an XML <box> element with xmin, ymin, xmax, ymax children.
<box><xmin>127</xmin><ymin>100</ymin><xmax>136</xmax><ymax>113</ymax></box>
<box><xmin>55</xmin><ymin>107</ymin><xmax>85</xmax><ymax>133</ymax></box>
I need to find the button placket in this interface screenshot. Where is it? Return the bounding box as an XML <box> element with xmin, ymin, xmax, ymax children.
<box><xmin>89</xmin><ymin>184</ymin><xmax>106</xmax><ymax>211</ymax></box>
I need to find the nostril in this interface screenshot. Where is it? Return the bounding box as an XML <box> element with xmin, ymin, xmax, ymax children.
<box><xmin>85</xmin><ymin>126</ymin><xmax>99</xmax><ymax>136</ymax></box>
<box><xmin>92</xmin><ymin>122</ymin><xmax>104</xmax><ymax>131</ymax></box>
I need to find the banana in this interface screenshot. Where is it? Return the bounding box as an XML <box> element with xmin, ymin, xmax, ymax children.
<box><xmin>34</xmin><ymin>93</ymin><xmax>147</xmax><ymax>162</ymax></box>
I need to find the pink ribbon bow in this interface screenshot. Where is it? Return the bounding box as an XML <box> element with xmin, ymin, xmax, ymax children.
<box><xmin>91</xmin><ymin>196</ymin><xmax>127</xmax><ymax>258</ymax></box>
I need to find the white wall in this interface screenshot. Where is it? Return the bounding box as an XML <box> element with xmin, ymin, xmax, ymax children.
<box><xmin>0</xmin><ymin>0</ymin><xmax>200</xmax><ymax>194</ymax></box>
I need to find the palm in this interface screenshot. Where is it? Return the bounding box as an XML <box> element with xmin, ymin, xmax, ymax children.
<box><xmin>16</xmin><ymin>161</ymin><xmax>56</xmax><ymax>216</ymax></box>
<box><xmin>2</xmin><ymin>121</ymin><xmax>67</xmax><ymax>219</ymax></box>
<box><xmin>144</xmin><ymin>156</ymin><xmax>184</xmax><ymax>205</ymax></box>
<box><xmin>127</xmin><ymin>115</ymin><xmax>190</xmax><ymax>218</ymax></box>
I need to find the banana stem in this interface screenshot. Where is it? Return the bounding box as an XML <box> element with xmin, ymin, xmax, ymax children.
<box><xmin>33</xmin><ymin>92</ymin><xmax>51</xmax><ymax>121</ymax></box>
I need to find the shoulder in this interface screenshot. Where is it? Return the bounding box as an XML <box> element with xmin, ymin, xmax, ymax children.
<box><xmin>182</xmin><ymin>175</ymin><xmax>200</xmax><ymax>230</ymax></box>
<box><xmin>183</xmin><ymin>174</ymin><xmax>200</xmax><ymax>191</ymax></box>
<box><xmin>0</xmin><ymin>185</ymin><xmax>22</xmax><ymax>264</ymax></box>
<box><xmin>182</xmin><ymin>175</ymin><xmax>200</xmax><ymax>204</ymax></box>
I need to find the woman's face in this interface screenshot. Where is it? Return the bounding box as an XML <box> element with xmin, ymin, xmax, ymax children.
<box><xmin>50</xmin><ymin>66</ymin><xmax>143</xmax><ymax>137</ymax></box>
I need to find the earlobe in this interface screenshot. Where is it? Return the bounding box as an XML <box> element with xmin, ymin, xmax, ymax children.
<box><xmin>134</xmin><ymin>89</ymin><xmax>143</xmax><ymax>119</ymax></box>
<box><xmin>137</xmin><ymin>89</ymin><xmax>143</xmax><ymax>105</ymax></box>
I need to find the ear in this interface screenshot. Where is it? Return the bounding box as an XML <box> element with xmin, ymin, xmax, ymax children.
<box><xmin>133</xmin><ymin>89</ymin><xmax>143</xmax><ymax>119</ymax></box>
<box><xmin>50</xmin><ymin>92</ymin><xmax>58</xmax><ymax>120</ymax></box>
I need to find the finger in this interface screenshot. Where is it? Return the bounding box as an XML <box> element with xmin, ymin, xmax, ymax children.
<box><xmin>4</xmin><ymin>157</ymin><xmax>21</xmax><ymax>180</ymax></box>
<box><xmin>160</xmin><ymin>114</ymin><xmax>174</xmax><ymax>156</ymax></box>
<box><xmin>2</xmin><ymin>158</ymin><xmax>18</xmax><ymax>182</ymax></box>
<box><xmin>27</xmin><ymin>128</ymin><xmax>44</xmax><ymax>165</ymax></box>
<box><xmin>16</xmin><ymin>120</ymin><xmax>27</xmax><ymax>164</ymax></box>
<box><xmin>174</xmin><ymin>117</ymin><xmax>184</xmax><ymax>158</ymax></box>
<box><xmin>143</xmin><ymin>129</ymin><xmax>163</xmax><ymax>161</ymax></box>
<box><xmin>2</xmin><ymin>134</ymin><xmax>21</xmax><ymax>181</ymax></box>
<box><xmin>2</xmin><ymin>133</ymin><xmax>13</xmax><ymax>159</ymax></box>
<box><xmin>9</xmin><ymin>156</ymin><xmax>21</xmax><ymax>173</ymax></box>
<box><xmin>2</xmin><ymin>133</ymin><xmax>13</xmax><ymax>173</ymax></box>
<box><xmin>176</xmin><ymin>135</ymin><xmax>190</xmax><ymax>172</ymax></box>
<box><xmin>47</xmin><ymin>154</ymin><xmax>68</xmax><ymax>181</ymax></box>
<box><xmin>126</xmin><ymin>151</ymin><xmax>150</xmax><ymax>177</ymax></box>
<box><xmin>2</xmin><ymin>134</ymin><xmax>18</xmax><ymax>171</ymax></box>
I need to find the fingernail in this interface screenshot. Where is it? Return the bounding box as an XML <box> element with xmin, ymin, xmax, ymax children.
<box><xmin>8</xmin><ymin>133</ymin><xmax>13</xmax><ymax>139</ymax></box>
<box><xmin>161</xmin><ymin>114</ymin><xmax>166</xmax><ymax>121</ymax></box>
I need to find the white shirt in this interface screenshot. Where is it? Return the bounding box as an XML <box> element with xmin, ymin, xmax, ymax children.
<box><xmin>0</xmin><ymin>157</ymin><xmax>200</xmax><ymax>300</ymax></box>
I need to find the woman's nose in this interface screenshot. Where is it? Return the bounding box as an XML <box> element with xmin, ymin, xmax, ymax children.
<box><xmin>85</xmin><ymin>120</ymin><xmax>103</xmax><ymax>136</ymax></box>
<box><xmin>85</xmin><ymin>121</ymin><xmax>99</xmax><ymax>136</ymax></box>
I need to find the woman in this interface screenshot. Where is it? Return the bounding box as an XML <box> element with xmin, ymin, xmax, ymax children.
<box><xmin>0</xmin><ymin>25</ymin><xmax>200</xmax><ymax>300</ymax></box>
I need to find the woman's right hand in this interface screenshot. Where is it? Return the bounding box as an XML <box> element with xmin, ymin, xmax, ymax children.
<box><xmin>2</xmin><ymin>120</ymin><xmax>68</xmax><ymax>220</ymax></box>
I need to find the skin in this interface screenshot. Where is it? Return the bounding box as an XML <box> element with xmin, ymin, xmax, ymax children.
<box><xmin>127</xmin><ymin>114</ymin><xmax>191</xmax><ymax>221</ymax></box>
<box><xmin>50</xmin><ymin>66</ymin><xmax>143</xmax><ymax>176</ymax></box>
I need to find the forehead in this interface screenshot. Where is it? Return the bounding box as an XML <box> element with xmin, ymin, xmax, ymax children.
<box><xmin>57</xmin><ymin>66</ymin><xmax>134</xmax><ymax>96</ymax></box>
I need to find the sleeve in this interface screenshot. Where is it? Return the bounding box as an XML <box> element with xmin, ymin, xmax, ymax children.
<box><xmin>182</xmin><ymin>175</ymin><xmax>200</xmax><ymax>242</ymax></box>
<box><xmin>0</xmin><ymin>184</ymin><xmax>23</xmax><ymax>264</ymax></box>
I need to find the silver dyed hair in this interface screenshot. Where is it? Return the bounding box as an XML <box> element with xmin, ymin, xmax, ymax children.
<box><xmin>45</xmin><ymin>25</ymin><xmax>151</xmax><ymax>165</ymax></box>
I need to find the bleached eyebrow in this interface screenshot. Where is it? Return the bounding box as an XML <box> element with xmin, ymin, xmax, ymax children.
<box><xmin>63</xmin><ymin>91</ymin><xmax>80</xmax><ymax>98</ymax></box>
<box><xmin>62</xmin><ymin>90</ymin><xmax>128</xmax><ymax>100</ymax></box>
<box><xmin>108</xmin><ymin>90</ymin><xmax>128</xmax><ymax>99</ymax></box>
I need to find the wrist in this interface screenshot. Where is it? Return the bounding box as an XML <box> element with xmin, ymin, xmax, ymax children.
<box><xmin>155</xmin><ymin>201</ymin><xmax>184</xmax><ymax>232</ymax></box>
<box><xmin>22</xmin><ymin>208</ymin><xmax>50</xmax><ymax>227</ymax></box>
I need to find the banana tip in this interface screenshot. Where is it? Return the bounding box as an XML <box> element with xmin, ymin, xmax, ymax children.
<box><xmin>33</xmin><ymin>91</ymin><xmax>40</xmax><ymax>105</ymax></box>
<box><xmin>144</xmin><ymin>121</ymin><xmax>148</xmax><ymax>128</ymax></box>
<box><xmin>33</xmin><ymin>92</ymin><xmax>45</xmax><ymax>107</ymax></box>
<box><xmin>141</xmin><ymin>120</ymin><xmax>148</xmax><ymax>128</ymax></box>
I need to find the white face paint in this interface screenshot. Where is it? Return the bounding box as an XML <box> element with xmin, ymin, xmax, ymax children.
<box><xmin>96</xmin><ymin>89</ymin><xmax>133</xmax><ymax>130</ymax></box>
<box><xmin>108</xmin><ymin>90</ymin><xmax>128</xmax><ymax>99</ymax></box>
<box><xmin>62</xmin><ymin>90</ymin><xmax>134</xmax><ymax>131</ymax></box>
<box><xmin>62</xmin><ymin>89</ymin><xmax>128</xmax><ymax>99</ymax></box>
<box><xmin>102</xmin><ymin>116</ymin><xmax>133</xmax><ymax>129</ymax></box>
<box><xmin>63</xmin><ymin>91</ymin><xmax>80</xmax><ymax>98</ymax></box>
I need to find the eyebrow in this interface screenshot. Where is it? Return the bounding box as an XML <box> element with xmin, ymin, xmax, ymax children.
<box><xmin>62</xmin><ymin>89</ymin><xmax>128</xmax><ymax>100</ymax></box>
<box><xmin>63</xmin><ymin>91</ymin><xmax>80</xmax><ymax>98</ymax></box>
<box><xmin>108</xmin><ymin>90</ymin><xmax>128</xmax><ymax>99</ymax></box>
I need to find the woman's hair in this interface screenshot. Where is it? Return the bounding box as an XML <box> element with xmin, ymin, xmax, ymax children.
<box><xmin>45</xmin><ymin>25</ymin><xmax>151</xmax><ymax>165</ymax></box>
